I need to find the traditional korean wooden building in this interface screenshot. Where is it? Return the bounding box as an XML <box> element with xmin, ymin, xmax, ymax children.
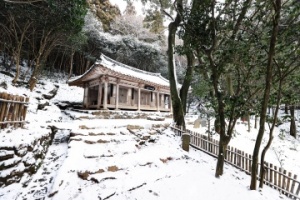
<box><xmin>68</xmin><ymin>54</ymin><xmax>172</xmax><ymax>112</ymax></box>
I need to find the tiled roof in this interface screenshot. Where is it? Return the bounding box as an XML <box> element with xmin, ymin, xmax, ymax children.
<box><xmin>68</xmin><ymin>54</ymin><xmax>170</xmax><ymax>88</ymax></box>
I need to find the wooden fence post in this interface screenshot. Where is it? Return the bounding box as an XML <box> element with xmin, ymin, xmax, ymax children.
<box><xmin>182</xmin><ymin>132</ymin><xmax>190</xmax><ymax>152</ymax></box>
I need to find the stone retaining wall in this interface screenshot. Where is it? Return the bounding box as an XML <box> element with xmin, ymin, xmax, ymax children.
<box><xmin>0</xmin><ymin>131</ymin><xmax>54</xmax><ymax>187</ymax></box>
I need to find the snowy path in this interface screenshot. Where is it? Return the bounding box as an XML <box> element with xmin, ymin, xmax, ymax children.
<box><xmin>0</xmin><ymin>119</ymin><xmax>290</xmax><ymax>200</ymax></box>
<box><xmin>16</xmin><ymin>131</ymin><xmax>70</xmax><ymax>200</ymax></box>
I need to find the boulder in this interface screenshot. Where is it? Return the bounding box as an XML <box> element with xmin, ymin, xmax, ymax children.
<box><xmin>193</xmin><ymin>119</ymin><xmax>201</xmax><ymax>128</ymax></box>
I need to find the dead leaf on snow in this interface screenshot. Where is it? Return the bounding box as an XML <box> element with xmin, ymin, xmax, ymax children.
<box><xmin>97</xmin><ymin>139</ymin><xmax>109</xmax><ymax>143</ymax></box>
<box><xmin>77</xmin><ymin>171</ymin><xmax>89</xmax><ymax>180</ymax></box>
<box><xmin>107</xmin><ymin>165</ymin><xmax>119</xmax><ymax>172</ymax></box>
<box><xmin>79</xmin><ymin>125</ymin><xmax>94</xmax><ymax>129</ymax></box>
<box><xmin>95</xmin><ymin>169</ymin><xmax>105</xmax><ymax>174</ymax></box>
<box><xmin>84</xmin><ymin>140</ymin><xmax>96</xmax><ymax>144</ymax></box>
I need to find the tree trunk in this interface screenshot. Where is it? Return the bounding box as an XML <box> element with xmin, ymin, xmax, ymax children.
<box><xmin>68</xmin><ymin>49</ymin><xmax>75</xmax><ymax>80</ymax></box>
<box><xmin>9</xmin><ymin>56</ymin><xmax>14</xmax><ymax>71</ymax></box>
<box><xmin>215</xmin><ymin>138</ymin><xmax>227</xmax><ymax>177</ymax></box>
<box><xmin>290</xmin><ymin>104</ymin><xmax>296</xmax><ymax>138</ymax></box>
<box><xmin>259</xmin><ymin>78</ymin><xmax>282</xmax><ymax>188</ymax></box>
<box><xmin>167</xmin><ymin>0</ymin><xmax>185</xmax><ymax>127</ymax></box>
<box><xmin>226</xmin><ymin>75</ymin><xmax>234</xmax><ymax>96</ymax></box>
<box><xmin>284</xmin><ymin>103</ymin><xmax>289</xmax><ymax>114</ymax></box>
<box><xmin>255</xmin><ymin>115</ymin><xmax>258</xmax><ymax>129</ymax></box>
<box><xmin>208</xmin><ymin>115</ymin><xmax>211</xmax><ymax>133</ymax></box>
<box><xmin>214</xmin><ymin>118</ymin><xmax>221</xmax><ymax>134</ymax></box>
<box><xmin>250</xmin><ymin>0</ymin><xmax>281</xmax><ymax>190</ymax></box>
<box><xmin>247</xmin><ymin>113</ymin><xmax>251</xmax><ymax>132</ymax></box>
<box><xmin>29</xmin><ymin>60</ymin><xmax>40</xmax><ymax>91</ymax></box>
<box><xmin>12</xmin><ymin>54</ymin><xmax>20</xmax><ymax>85</ymax></box>
<box><xmin>85</xmin><ymin>59</ymin><xmax>91</xmax><ymax>72</ymax></box>
<box><xmin>180</xmin><ymin>50</ymin><xmax>194</xmax><ymax>115</ymax></box>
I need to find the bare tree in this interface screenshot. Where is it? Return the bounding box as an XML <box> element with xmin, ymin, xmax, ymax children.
<box><xmin>0</xmin><ymin>13</ymin><xmax>31</xmax><ymax>84</ymax></box>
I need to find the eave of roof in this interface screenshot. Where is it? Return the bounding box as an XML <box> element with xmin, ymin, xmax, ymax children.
<box><xmin>68</xmin><ymin>54</ymin><xmax>170</xmax><ymax>88</ymax></box>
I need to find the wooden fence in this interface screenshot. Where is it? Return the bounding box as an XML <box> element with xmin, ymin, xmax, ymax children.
<box><xmin>0</xmin><ymin>92</ymin><xmax>29</xmax><ymax>130</ymax></box>
<box><xmin>171</xmin><ymin>125</ymin><xmax>300</xmax><ymax>200</ymax></box>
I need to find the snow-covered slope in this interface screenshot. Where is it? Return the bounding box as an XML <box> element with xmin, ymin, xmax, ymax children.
<box><xmin>0</xmin><ymin>67</ymin><xmax>296</xmax><ymax>200</ymax></box>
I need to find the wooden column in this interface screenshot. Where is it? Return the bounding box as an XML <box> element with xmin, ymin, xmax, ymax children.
<box><xmin>103</xmin><ymin>79</ymin><xmax>108</xmax><ymax>110</ymax></box>
<box><xmin>97</xmin><ymin>82</ymin><xmax>102</xmax><ymax>109</ymax></box>
<box><xmin>160</xmin><ymin>94</ymin><xmax>164</xmax><ymax>109</ymax></box>
<box><xmin>156</xmin><ymin>89</ymin><xmax>160</xmax><ymax>111</ymax></box>
<box><xmin>138</xmin><ymin>85</ymin><xmax>141</xmax><ymax>111</ymax></box>
<box><xmin>127</xmin><ymin>88</ymin><xmax>131</xmax><ymax>106</ymax></box>
<box><xmin>83</xmin><ymin>84</ymin><xmax>89</xmax><ymax>108</ymax></box>
<box><xmin>115</xmin><ymin>79</ymin><xmax>120</xmax><ymax>110</ymax></box>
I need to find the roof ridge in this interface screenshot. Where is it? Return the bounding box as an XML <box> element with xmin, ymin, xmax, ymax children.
<box><xmin>100</xmin><ymin>54</ymin><xmax>162</xmax><ymax>77</ymax></box>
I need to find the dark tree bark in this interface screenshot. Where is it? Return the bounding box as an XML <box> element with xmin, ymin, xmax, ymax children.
<box><xmin>167</xmin><ymin>0</ymin><xmax>185</xmax><ymax>127</ymax></box>
<box><xmin>284</xmin><ymin>103</ymin><xmax>289</xmax><ymax>114</ymax></box>
<box><xmin>254</xmin><ymin>115</ymin><xmax>258</xmax><ymax>129</ymax></box>
<box><xmin>290</xmin><ymin>104</ymin><xmax>296</xmax><ymax>138</ymax></box>
<box><xmin>250</xmin><ymin>0</ymin><xmax>281</xmax><ymax>190</ymax></box>
<box><xmin>68</xmin><ymin>48</ymin><xmax>75</xmax><ymax>80</ymax></box>
<box><xmin>180</xmin><ymin>50</ymin><xmax>194</xmax><ymax>115</ymax></box>
<box><xmin>259</xmin><ymin>77</ymin><xmax>282</xmax><ymax>188</ymax></box>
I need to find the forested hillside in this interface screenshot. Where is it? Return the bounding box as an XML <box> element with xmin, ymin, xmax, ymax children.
<box><xmin>0</xmin><ymin>0</ymin><xmax>169</xmax><ymax>90</ymax></box>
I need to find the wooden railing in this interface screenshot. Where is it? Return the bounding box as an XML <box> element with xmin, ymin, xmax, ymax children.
<box><xmin>0</xmin><ymin>92</ymin><xmax>29</xmax><ymax>130</ymax></box>
<box><xmin>171</xmin><ymin>125</ymin><xmax>300</xmax><ymax>200</ymax></box>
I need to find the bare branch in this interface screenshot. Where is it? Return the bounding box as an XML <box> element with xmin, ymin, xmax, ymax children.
<box><xmin>3</xmin><ymin>0</ymin><xmax>45</xmax><ymax>3</ymax></box>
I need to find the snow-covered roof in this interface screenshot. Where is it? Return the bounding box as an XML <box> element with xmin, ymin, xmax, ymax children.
<box><xmin>68</xmin><ymin>54</ymin><xmax>170</xmax><ymax>88</ymax></box>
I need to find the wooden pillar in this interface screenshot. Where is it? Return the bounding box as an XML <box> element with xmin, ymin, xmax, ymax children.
<box><xmin>97</xmin><ymin>83</ymin><xmax>102</xmax><ymax>109</ymax></box>
<box><xmin>115</xmin><ymin>79</ymin><xmax>120</xmax><ymax>110</ymax></box>
<box><xmin>83</xmin><ymin>84</ymin><xmax>89</xmax><ymax>108</ymax></box>
<box><xmin>160</xmin><ymin>94</ymin><xmax>164</xmax><ymax>109</ymax></box>
<box><xmin>103</xmin><ymin>80</ymin><xmax>108</xmax><ymax>110</ymax></box>
<box><xmin>169</xmin><ymin>94</ymin><xmax>173</xmax><ymax>113</ymax></box>
<box><xmin>138</xmin><ymin>85</ymin><xmax>141</xmax><ymax>111</ymax></box>
<box><xmin>126</xmin><ymin>88</ymin><xmax>131</xmax><ymax>105</ymax></box>
<box><xmin>156</xmin><ymin>90</ymin><xmax>160</xmax><ymax>111</ymax></box>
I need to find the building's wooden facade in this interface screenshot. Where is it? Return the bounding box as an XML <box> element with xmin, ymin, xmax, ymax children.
<box><xmin>68</xmin><ymin>54</ymin><xmax>172</xmax><ymax>112</ymax></box>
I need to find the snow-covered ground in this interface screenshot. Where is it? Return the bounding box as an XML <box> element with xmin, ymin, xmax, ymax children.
<box><xmin>0</xmin><ymin>67</ymin><xmax>298</xmax><ymax>200</ymax></box>
<box><xmin>186</xmin><ymin>115</ymin><xmax>300</xmax><ymax>175</ymax></box>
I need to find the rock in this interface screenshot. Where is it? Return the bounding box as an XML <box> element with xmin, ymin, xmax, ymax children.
<box><xmin>0</xmin><ymin>150</ymin><xmax>14</xmax><ymax>161</ymax></box>
<box><xmin>37</xmin><ymin>101</ymin><xmax>50</xmax><ymax>110</ymax></box>
<box><xmin>127</xmin><ymin>125</ymin><xmax>144</xmax><ymax>130</ymax></box>
<box><xmin>149</xmin><ymin>130</ymin><xmax>157</xmax><ymax>135</ymax></box>
<box><xmin>193</xmin><ymin>119</ymin><xmax>201</xmax><ymax>128</ymax></box>
<box><xmin>48</xmin><ymin>191</ymin><xmax>58</xmax><ymax>198</ymax></box>
<box><xmin>141</xmin><ymin>135</ymin><xmax>150</xmax><ymax>140</ymax></box>
<box><xmin>201</xmin><ymin>120</ymin><xmax>207</xmax><ymax>127</ymax></box>
<box><xmin>147</xmin><ymin>116</ymin><xmax>165</xmax><ymax>121</ymax></box>
<box><xmin>0</xmin><ymin>81</ymin><xmax>8</xmax><ymax>89</ymax></box>
<box><xmin>90</xmin><ymin>177</ymin><xmax>99</xmax><ymax>183</ymax></box>
<box><xmin>148</xmin><ymin>137</ymin><xmax>156</xmax><ymax>143</ymax></box>
<box><xmin>0</xmin><ymin>71</ymin><xmax>14</xmax><ymax>77</ymax></box>
<box><xmin>42</xmin><ymin>87</ymin><xmax>58</xmax><ymax>100</ymax></box>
